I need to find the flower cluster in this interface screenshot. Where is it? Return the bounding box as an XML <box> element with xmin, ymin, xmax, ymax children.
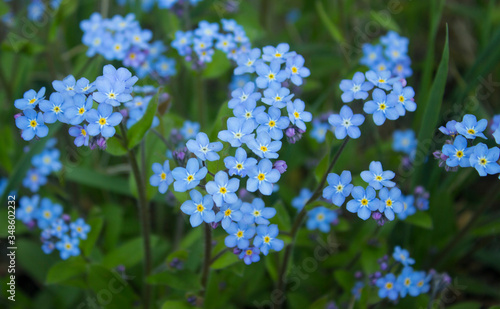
<box><xmin>81</xmin><ymin>13</ymin><xmax>175</xmax><ymax>79</ymax></box>
<box><xmin>360</xmin><ymin>31</ymin><xmax>412</xmax><ymax>78</ymax></box>
<box><xmin>22</xmin><ymin>139</ymin><xmax>61</xmax><ymax>192</ymax></box>
<box><xmin>14</xmin><ymin>65</ymin><xmax>139</xmax><ymax>148</ymax></box>
<box><xmin>434</xmin><ymin>114</ymin><xmax>500</xmax><ymax>178</ymax></box>
<box><xmin>116</xmin><ymin>0</ymin><xmax>202</xmax><ymax>11</ymax></box>
<box><xmin>150</xmin><ymin>42</ymin><xmax>311</xmax><ymax>265</ymax></box>
<box><xmin>172</xmin><ymin>19</ymin><xmax>250</xmax><ymax>66</ymax></box>
<box><xmin>352</xmin><ymin>246</ymin><xmax>440</xmax><ymax>302</ymax></box>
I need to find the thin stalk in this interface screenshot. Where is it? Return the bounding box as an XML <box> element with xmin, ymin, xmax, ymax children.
<box><xmin>200</xmin><ymin>223</ymin><xmax>212</xmax><ymax>296</ymax></box>
<box><xmin>120</xmin><ymin>123</ymin><xmax>152</xmax><ymax>309</ymax></box>
<box><xmin>276</xmin><ymin>137</ymin><xmax>350</xmax><ymax>306</ymax></box>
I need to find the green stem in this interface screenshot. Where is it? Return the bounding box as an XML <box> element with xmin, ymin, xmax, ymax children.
<box><xmin>195</xmin><ymin>74</ymin><xmax>207</xmax><ymax>128</ymax></box>
<box><xmin>120</xmin><ymin>123</ymin><xmax>152</xmax><ymax>309</ymax></box>
<box><xmin>276</xmin><ymin>137</ymin><xmax>350</xmax><ymax>306</ymax></box>
<box><xmin>200</xmin><ymin>223</ymin><xmax>212</xmax><ymax>297</ymax></box>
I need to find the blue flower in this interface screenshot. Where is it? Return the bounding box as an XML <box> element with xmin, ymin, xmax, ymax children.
<box><xmin>262</xmin><ymin>43</ymin><xmax>293</xmax><ymax>63</ymax></box>
<box><xmin>94</xmin><ymin>65</ymin><xmax>137</xmax><ymax>105</ymax></box>
<box><xmin>234</xmin><ymin>48</ymin><xmax>262</xmax><ymax>75</ymax></box>
<box><xmin>439</xmin><ymin>120</ymin><xmax>458</xmax><ymax>136</ymax></box>
<box><xmin>328</xmin><ymin>105</ymin><xmax>364</xmax><ymax>139</ymax></box>
<box><xmin>55</xmin><ymin>235</ymin><xmax>80</xmax><ymax>260</ymax></box>
<box><xmin>85</xmin><ymin>103</ymin><xmax>123</xmax><ymax>137</ymax></box>
<box><xmin>215</xmin><ymin>201</ymin><xmax>243</xmax><ymax>230</ymax></box>
<box><xmin>393</xmin><ymin>129</ymin><xmax>417</xmax><ymax>155</ymax></box>
<box><xmin>286</xmin><ymin>55</ymin><xmax>310</xmax><ymax>86</ymax></box>
<box><xmin>172</xmin><ymin>30</ymin><xmax>193</xmax><ymax>56</ymax></box>
<box><xmin>225</xmin><ymin>222</ymin><xmax>255</xmax><ymax>249</ymax></box>
<box><xmin>360</xmin><ymin>43</ymin><xmax>383</xmax><ymax>67</ymax></box>
<box><xmin>180</xmin><ymin>120</ymin><xmax>200</xmax><ymax>139</ymax></box>
<box><xmin>469</xmin><ymin>143</ymin><xmax>500</xmax><ymax>176</ymax></box>
<box><xmin>50</xmin><ymin>218</ymin><xmax>69</xmax><ymax>238</ymax></box>
<box><xmin>360</xmin><ymin>161</ymin><xmax>396</xmax><ymax>190</ymax></box>
<box><xmin>376</xmin><ymin>273</ymin><xmax>399</xmax><ymax>301</ymax></box>
<box><xmin>306</xmin><ymin>207</ymin><xmax>337</xmax><ymax>233</ymax></box>
<box><xmin>224</xmin><ymin>147</ymin><xmax>257</xmax><ymax>177</ymax></box>
<box><xmin>186</xmin><ymin>132</ymin><xmax>223</xmax><ymax>161</ymax></box>
<box><xmin>195</xmin><ymin>21</ymin><xmax>219</xmax><ymax>38</ymax></box>
<box><xmin>42</xmin><ymin>241</ymin><xmax>55</xmax><ymax>254</ymax></box>
<box><xmin>393</xmin><ymin>246</ymin><xmax>415</xmax><ymax>266</ymax></box>
<box><xmin>155</xmin><ymin>56</ymin><xmax>177</xmax><ymax>77</ymax></box>
<box><xmin>494</xmin><ymin>127</ymin><xmax>500</xmax><ymax>145</ymax></box>
<box><xmin>287</xmin><ymin>99</ymin><xmax>312</xmax><ymax>131</ymax></box>
<box><xmin>239</xmin><ymin>247</ymin><xmax>260</xmax><ymax>265</ymax></box>
<box><xmin>412</xmin><ymin>271</ymin><xmax>431</xmax><ymax>295</ymax></box>
<box><xmin>253</xmin><ymin>224</ymin><xmax>284</xmax><ymax>255</ymax></box>
<box><xmin>388</xmin><ymin>81</ymin><xmax>416</xmax><ymax>116</ymax></box>
<box><xmin>292</xmin><ymin>188</ymin><xmax>313</xmax><ymax>210</ymax></box>
<box><xmin>28</xmin><ymin>0</ymin><xmax>45</xmax><ymax>21</ymax></box>
<box><xmin>68</xmin><ymin>125</ymin><xmax>90</xmax><ymax>147</ymax></box>
<box><xmin>17</xmin><ymin>195</ymin><xmax>40</xmax><ymax>224</ymax></box>
<box><xmin>233</xmin><ymin>100</ymin><xmax>266</xmax><ymax>129</ymax></box>
<box><xmin>150</xmin><ymin>160</ymin><xmax>174</xmax><ymax>194</ymax></box>
<box><xmin>14</xmin><ymin>87</ymin><xmax>46</xmax><ymax>110</ymax></box>
<box><xmin>377</xmin><ymin>187</ymin><xmax>404</xmax><ymax>221</ymax></box>
<box><xmin>76</xmin><ymin>77</ymin><xmax>96</xmax><ymax>95</ymax></box>
<box><xmin>246</xmin><ymin>132</ymin><xmax>282</xmax><ymax>159</ymax></box>
<box><xmin>32</xmin><ymin>148</ymin><xmax>62</xmax><ymax>175</ymax></box>
<box><xmin>70</xmin><ymin>218</ymin><xmax>91</xmax><ymax>239</ymax></box>
<box><xmin>172</xmin><ymin>158</ymin><xmax>208</xmax><ymax>192</ymax></box>
<box><xmin>397</xmin><ymin>266</ymin><xmax>417</xmax><ymax>297</ymax></box>
<box><xmin>262</xmin><ymin>83</ymin><xmax>294</xmax><ymax>108</ymax></box>
<box><xmin>366</xmin><ymin>70</ymin><xmax>396</xmax><ymax>90</ymax></box>
<box><xmin>363</xmin><ymin>88</ymin><xmax>399</xmax><ymax>126</ymax></box>
<box><xmin>23</xmin><ymin>169</ymin><xmax>47</xmax><ymax>192</ymax></box>
<box><xmin>346</xmin><ymin>186</ymin><xmax>379</xmax><ymax>220</ymax></box>
<box><xmin>53</xmin><ymin>75</ymin><xmax>77</xmax><ymax>96</ymax></box>
<box><xmin>180</xmin><ymin>189</ymin><xmax>216</xmax><ymax>227</ymax></box>
<box><xmin>255</xmin><ymin>60</ymin><xmax>288</xmax><ymax>89</ymax></box>
<box><xmin>35</xmin><ymin>198</ymin><xmax>63</xmax><ymax>229</ymax></box>
<box><xmin>39</xmin><ymin>93</ymin><xmax>71</xmax><ymax>124</ymax></box>
<box><xmin>221</xmin><ymin>19</ymin><xmax>241</xmax><ymax>32</ymax></box>
<box><xmin>441</xmin><ymin>135</ymin><xmax>473</xmax><ymax>168</ymax></box>
<box><xmin>65</xmin><ymin>94</ymin><xmax>93</xmax><ymax>125</ymax></box>
<box><xmin>229</xmin><ymin>74</ymin><xmax>251</xmax><ymax>91</ymax></box>
<box><xmin>246</xmin><ymin>159</ymin><xmax>281</xmax><ymax>195</ymax></box>
<box><xmin>397</xmin><ymin>195</ymin><xmax>416</xmax><ymax>220</ymax></box>
<box><xmin>218</xmin><ymin>117</ymin><xmax>255</xmax><ymax>147</ymax></box>
<box><xmin>228</xmin><ymin>82</ymin><xmax>262</xmax><ymax>109</ymax></box>
<box><xmin>455</xmin><ymin>114</ymin><xmax>487</xmax><ymax>139</ymax></box>
<box><xmin>256</xmin><ymin>107</ymin><xmax>290</xmax><ymax>140</ymax></box>
<box><xmin>241</xmin><ymin>198</ymin><xmax>276</xmax><ymax>225</ymax></box>
<box><xmin>351</xmin><ymin>281</ymin><xmax>364</xmax><ymax>300</ymax></box>
<box><xmin>310</xmin><ymin>121</ymin><xmax>329</xmax><ymax>143</ymax></box>
<box><xmin>323</xmin><ymin>170</ymin><xmax>354</xmax><ymax>207</ymax></box>
<box><xmin>339</xmin><ymin>72</ymin><xmax>374</xmax><ymax>103</ymax></box>
<box><xmin>206</xmin><ymin>171</ymin><xmax>240</xmax><ymax>206</ymax></box>
<box><xmin>215</xmin><ymin>33</ymin><xmax>235</xmax><ymax>53</ymax></box>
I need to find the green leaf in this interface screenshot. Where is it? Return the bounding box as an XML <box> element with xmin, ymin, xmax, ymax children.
<box><xmin>102</xmin><ymin>204</ymin><xmax>123</xmax><ymax>250</ymax></box>
<box><xmin>126</xmin><ymin>89</ymin><xmax>161</xmax><ymax>149</ymax></box>
<box><xmin>147</xmin><ymin>269</ymin><xmax>201</xmax><ymax>291</ymax></box>
<box><xmin>315</xmin><ymin>0</ymin><xmax>345</xmax><ymax>43</ymax></box>
<box><xmin>333</xmin><ymin>270</ymin><xmax>355</xmax><ymax>293</ymax></box>
<box><xmin>271</xmin><ymin>201</ymin><xmax>291</xmax><ymax>232</ymax></box>
<box><xmin>403</xmin><ymin>211</ymin><xmax>433</xmax><ymax>229</ymax></box>
<box><xmin>46</xmin><ymin>256</ymin><xmax>87</xmax><ymax>285</ymax></box>
<box><xmin>161</xmin><ymin>300</ymin><xmax>192</xmax><ymax>309</ymax></box>
<box><xmin>203</xmin><ymin>50</ymin><xmax>231</xmax><ymax>78</ymax></box>
<box><xmin>64</xmin><ymin>166</ymin><xmax>130</xmax><ymax>196</ymax></box>
<box><xmin>80</xmin><ymin>217</ymin><xmax>104</xmax><ymax>257</ymax></box>
<box><xmin>447</xmin><ymin>303</ymin><xmax>482</xmax><ymax>309</ymax></box>
<box><xmin>102</xmin><ymin>236</ymin><xmax>159</xmax><ymax>269</ymax></box>
<box><xmin>106</xmin><ymin>137</ymin><xmax>127</xmax><ymax>156</ymax></box>
<box><xmin>265</xmin><ymin>255</ymin><xmax>279</xmax><ymax>282</ymax></box>
<box><xmin>211</xmin><ymin>250</ymin><xmax>239</xmax><ymax>270</ymax></box>
<box><xmin>87</xmin><ymin>265</ymin><xmax>139</xmax><ymax>308</ymax></box>
<box><xmin>472</xmin><ymin>220</ymin><xmax>500</xmax><ymax>237</ymax></box>
<box><xmin>369</xmin><ymin>10</ymin><xmax>400</xmax><ymax>32</ymax></box>
<box><xmin>412</xmin><ymin>25</ymin><xmax>449</xmax><ymax>187</ymax></box>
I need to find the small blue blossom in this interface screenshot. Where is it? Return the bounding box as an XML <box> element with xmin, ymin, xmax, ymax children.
<box><xmin>256</xmin><ymin>107</ymin><xmax>290</xmax><ymax>140</ymax></box>
<box><xmin>225</xmin><ymin>222</ymin><xmax>255</xmax><ymax>249</ymax></box>
<box><xmin>365</xmin><ymin>70</ymin><xmax>396</xmax><ymax>91</ymax></box>
<box><xmin>55</xmin><ymin>235</ymin><xmax>80</xmax><ymax>260</ymax></box>
<box><xmin>255</xmin><ymin>60</ymin><xmax>288</xmax><ymax>89</ymax></box>
<box><xmin>412</xmin><ymin>271</ymin><xmax>431</xmax><ymax>295</ymax></box>
<box><xmin>32</xmin><ymin>148</ymin><xmax>62</xmax><ymax>175</ymax></box>
<box><xmin>224</xmin><ymin>147</ymin><xmax>257</xmax><ymax>177</ymax></box>
<box><xmin>393</xmin><ymin>130</ymin><xmax>417</xmax><ymax>155</ymax></box>
<box><xmin>306</xmin><ymin>207</ymin><xmax>337</xmax><ymax>233</ymax></box>
<box><xmin>246</xmin><ymin>159</ymin><xmax>281</xmax><ymax>195</ymax></box>
<box><xmin>206</xmin><ymin>171</ymin><xmax>240</xmax><ymax>206</ymax></box>
<box><xmin>186</xmin><ymin>132</ymin><xmax>223</xmax><ymax>161</ymax></box>
<box><xmin>441</xmin><ymin>135</ymin><xmax>473</xmax><ymax>168</ymax></box>
<box><xmin>393</xmin><ymin>246</ymin><xmax>415</xmax><ymax>266</ymax></box>
<box><xmin>215</xmin><ymin>201</ymin><xmax>243</xmax><ymax>230</ymax></box>
<box><xmin>310</xmin><ymin>121</ymin><xmax>329</xmax><ymax>143</ymax></box>
<box><xmin>397</xmin><ymin>266</ymin><xmax>417</xmax><ymax>297</ymax></box>
<box><xmin>35</xmin><ymin>198</ymin><xmax>63</xmax><ymax>229</ymax></box>
<box><xmin>17</xmin><ymin>195</ymin><xmax>40</xmax><ymax>224</ymax></box>
<box><xmin>376</xmin><ymin>273</ymin><xmax>399</xmax><ymax>301</ymax></box>
<box><xmin>39</xmin><ymin>93</ymin><xmax>71</xmax><ymax>124</ymax></box>
<box><xmin>180</xmin><ymin>120</ymin><xmax>200</xmax><ymax>139</ymax></box>
<box><xmin>85</xmin><ymin>103</ymin><xmax>124</xmax><ymax>137</ymax></box>
<box><xmin>351</xmin><ymin>281</ymin><xmax>364</xmax><ymax>300</ymax></box>
<box><xmin>286</xmin><ymin>55</ymin><xmax>310</xmax><ymax>86</ymax></box>
<box><xmin>171</xmin><ymin>158</ymin><xmax>208</xmax><ymax>192</ymax></box>
<box><xmin>180</xmin><ymin>189</ymin><xmax>216</xmax><ymax>227</ymax></box>
<box><xmin>65</xmin><ymin>94</ymin><xmax>94</xmax><ymax>125</ymax></box>
<box><xmin>155</xmin><ymin>56</ymin><xmax>177</xmax><ymax>77</ymax></box>
<box><xmin>439</xmin><ymin>120</ymin><xmax>458</xmax><ymax>136</ymax></box>
<box><xmin>262</xmin><ymin>83</ymin><xmax>294</xmax><ymax>108</ymax></box>
<box><xmin>346</xmin><ymin>186</ymin><xmax>379</xmax><ymax>220</ymax></box>
<box><xmin>241</xmin><ymin>198</ymin><xmax>276</xmax><ymax>225</ymax></box>
<box><xmin>377</xmin><ymin>187</ymin><xmax>404</xmax><ymax>221</ymax></box>
<box><xmin>364</xmin><ymin>89</ymin><xmax>399</xmax><ymax>126</ymax></box>
<box><xmin>287</xmin><ymin>99</ymin><xmax>312</xmax><ymax>131</ymax></box>
<box><xmin>14</xmin><ymin>87</ymin><xmax>46</xmax><ymax>110</ymax></box>
<box><xmin>388</xmin><ymin>81</ymin><xmax>416</xmax><ymax>116</ymax></box>
<box><xmin>253</xmin><ymin>224</ymin><xmax>284</xmax><ymax>255</ymax></box>
<box><xmin>218</xmin><ymin>117</ymin><xmax>255</xmax><ymax>147</ymax></box>
<box><xmin>53</xmin><ymin>75</ymin><xmax>77</xmax><ymax>96</ymax></box>
<box><xmin>469</xmin><ymin>143</ymin><xmax>500</xmax><ymax>176</ymax></box>
<box><xmin>360</xmin><ymin>43</ymin><xmax>383</xmax><ymax>68</ymax></box>
<box><xmin>50</xmin><ymin>219</ymin><xmax>69</xmax><ymax>238</ymax></box>
<box><xmin>292</xmin><ymin>188</ymin><xmax>313</xmax><ymax>210</ymax></box>
<box><xmin>228</xmin><ymin>82</ymin><xmax>262</xmax><ymax>109</ymax></box>
<box><xmin>233</xmin><ymin>100</ymin><xmax>266</xmax><ymax>129</ymax></box>
<box><xmin>23</xmin><ymin>169</ymin><xmax>47</xmax><ymax>192</ymax></box>
<box><xmin>328</xmin><ymin>105</ymin><xmax>365</xmax><ymax>139</ymax></box>
<box><xmin>360</xmin><ymin>161</ymin><xmax>396</xmax><ymax>190</ymax></box>
<box><xmin>150</xmin><ymin>160</ymin><xmax>174</xmax><ymax>194</ymax></box>
<box><xmin>262</xmin><ymin>43</ymin><xmax>293</xmax><ymax>63</ymax></box>
<box><xmin>323</xmin><ymin>170</ymin><xmax>354</xmax><ymax>207</ymax></box>
<box><xmin>397</xmin><ymin>195</ymin><xmax>416</xmax><ymax>220</ymax></box>
<box><xmin>339</xmin><ymin>72</ymin><xmax>374</xmax><ymax>103</ymax></box>
<box><xmin>239</xmin><ymin>247</ymin><xmax>260</xmax><ymax>265</ymax></box>
<box><xmin>246</xmin><ymin>132</ymin><xmax>282</xmax><ymax>159</ymax></box>
<box><xmin>455</xmin><ymin>114</ymin><xmax>487</xmax><ymax>139</ymax></box>
<box><xmin>68</xmin><ymin>125</ymin><xmax>90</xmax><ymax>147</ymax></box>
<box><xmin>234</xmin><ymin>48</ymin><xmax>262</xmax><ymax>75</ymax></box>
<box><xmin>75</xmin><ymin>77</ymin><xmax>95</xmax><ymax>94</ymax></box>
<box><xmin>70</xmin><ymin>218</ymin><xmax>91</xmax><ymax>239</ymax></box>
<box><xmin>194</xmin><ymin>21</ymin><xmax>219</xmax><ymax>38</ymax></box>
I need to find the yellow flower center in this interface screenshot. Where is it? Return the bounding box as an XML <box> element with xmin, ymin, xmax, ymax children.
<box><xmin>160</xmin><ymin>172</ymin><xmax>167</xmax><ymax>180</ymax></box>
<box><xmin>29</xmin><ymin>98</ymin><xmax>37</xmax><ymax>104</ymax></box>
<box><xmin>78</xmin><ymin>108</ymin><xmax>85</xmax><ymax>115</ymax></box>
<box><xmin>246</xmin><ymin>249</ymin><xmax>253</xmax><ymax>255</ymax></box>
<box><xmin>479</xmin><ymin>158</ymin><xmax>487</xmax><ymax>166</ymax></box>
<box><xmin>385</xmin><ymin>282</ymin><xmax>393</xmax><ymax>290</ymax></box>
<box><xmin>31</xmin><ymin>174</ymin><xmax>38</xmax><ymax>181</ymax></box>
<box><xmin>378</xmin><ymin>79</ymin><xmax>386</xmax><ymax>83</ymax></box>
<box><xmin>275</xmin><ymin>96</ymin><xmax>282</xmax><ymax>101</ymax></box>
<box><xmin>65</xmin><ymin>243</ymin><xmax>72</xmax><ymax>250</ymax></box>
<box><xmin>29</xmin><ymin>120</ymin><xmax>38</xmax><ymax>128</ymax></box>
<box><xmin>187</xmin><ymin>175</ymin><xmax>194</xmax><ymax>182</ymax></box>
<box><xmin>236</xmin><ymin>164</ymin><xmax>243</xmax><ymax>170</ymax></box>
<box><xmin>275</xmin><ymin>53</ymin><xmax>282</xmax><ymax>58</ymax></box>
<box><xmin>361</xmin><ymin>198</ymin><xmax>368</xmax><ymax>206</ymax></box>
<box><xmin>253</xmin><ymin>210</ymin><xmax>261</xmax><ymax>216</ymax></box>
<box><xmin>129</xmin><ymin>53</ymin><xmax>136</xmax><ymax>59</ymax></box>
<box><xmin>336</xmin><ymin>185</ymin><xmax>343</xmax><ymax>192</ymax></box>
<box><xmin>53</xmin><ymin>106</ymin><xmax>61</xmax><ymax>112</ymax></box>
<box><xmin>375</xmin><ymin>175</ymin><xmax>383</xmax><ymax>181</ymax></box>
<box><xmin>108</xmin><ymin>92</ymin><xmax>116</xmax><ymax>99</ymax></box>
<box><xmin>291</xmin><ymin>66</ymin><xmax>298</xmax><ymax>74</ymax></box>
<box><xmin>268</xmin><ymin>120</ymin><xmax>276</xmax><ymax>127</ymax></box>
<box><xmin>398</xmin><ymin>95</ymin><xmax>405</xmax><ymax>103</ymax></box>
<box><xmin>114</xmin><ymin>44</ymin><xmax>121</xmax><ymax>51</ymax></box>
<box><xmin>417</xmin><ymin>281</ymin><xmax>424</xmax><ymax>287</ymax></box>
<box><xmin>264</xmin><ymin>236</ymin><xmax>271</xmax><ymax>243</ymax></box>
<box><xmin>316</xmin><ymin>214</ymin><xmax>325</xmax><ymax>221</ymax></box>
<box><xmin>294</xmin><ymin>112</ymin><xmax>300</xmax><ymax>119</ymax></box>
<box><xmin>237</xmin><ymin>231</ymin><xmax>244</xmax><ymax>238</ymax></box>
<box><xmin>219</xmin><ymin>187</ymin><xmax>227</xmax><ymax>194</ymax></box>
<box><xmin>467</xmin><ymin>129</ymin><xmax>475</xmax><ymax>134</ymax></box>
<box><xmin>99</xmin><ymin>118</ymin><xmax>107</xmax><ymax>125</ymax></box>
<box><xmin>404</xmin><ymin>278</ymin><xmax>411</xmax><ymax>286</ymax></box>
<box><xmin>224</xmin><ymin>209</ymin><xmax>232</xmax><ymax>216</ymax></box>
<box><xmin>386</xmin><ymin>199</ymin><xmax>392</xmax><ymax>207</ymax></box>
<box><xmin>456</xmin><ymin>150</ymin><xmax>464</xmax><ymax>158</ymax></box>
<box><xmin>44</xmin><ymin>211</ymin><xmax>51</xmax><ymax>218</ymax></box>
<box><xmin>257</xmin><ymin>173</ymin><xmax>265</xmax><ymax>181</ymax></box>
<box><xmin>196</xmin><ymin>204</ymin><xmax>204</xmax><ymax>212</ymax></box>
<box><xmin>268</xmin><ymin>73</ymin><xmax>275</xmax><ymax>80</ymax></box>
<box><xmin>260</xmin><ymin>146</ymin><xmax>268</xmax><ymax>152</ymax></box>
<box><xmin>77</xmin><ymin>227</ymin><xmax>82</xmax><ymax>232</ymax></box>
<box><xmin>81</xmin><ymin>129</ymin><xmax>87</xmax><ymax>136</ymax></box>
<box><xmin>379</xmin><ymin>103</ymin><xmax>387</xmax><ymax>110</ymax></box>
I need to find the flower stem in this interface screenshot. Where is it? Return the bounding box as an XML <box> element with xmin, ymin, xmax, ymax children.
<box><xmin>276</xmin><ymin>137</ymin><xmax>350</xmax><ymax>306</ymax></box>
<box><xmin>200</xmin><ymin>223</ymin><xmax>212</xmax><ymax>297</ymax></box>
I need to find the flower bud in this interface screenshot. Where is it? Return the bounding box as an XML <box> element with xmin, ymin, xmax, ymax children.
<box><xmin>273</xmin><ymin>160</ymin><xmax>287</xmax><ymax>174</ymax></box>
